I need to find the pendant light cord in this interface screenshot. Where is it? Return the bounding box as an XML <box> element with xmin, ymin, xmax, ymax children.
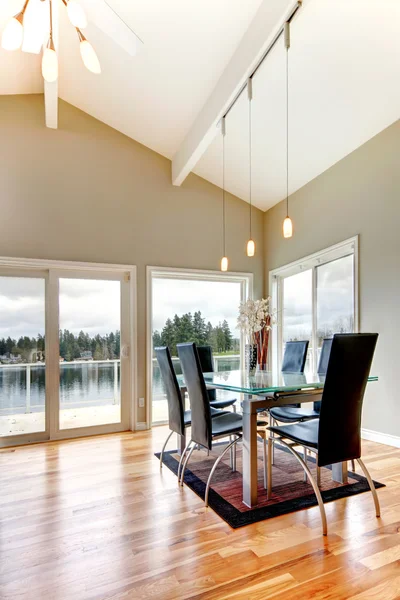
<box><xmin>49</xmin><ymin>0</ymin><xmax>53</xmax><ymax>42</ymax></box>
<box><xmin>286</xmin><ymin>36</ymin><xmax>289</xmax><ymax>218</ymax></box>
<box><xmin>248</xmin><ymin>83</ymin><xmax>252</xmax><ymax>239</ymax></box>
<box><xmin>222</xmin><ymin>125</ymin><xmax>226</xmax><ymax>257</ymax></box>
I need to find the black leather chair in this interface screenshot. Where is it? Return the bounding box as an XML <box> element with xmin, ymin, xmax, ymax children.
<box><xmin>177</xmin><ymin>342</ymin><xmax>245</xmax><ymax>507</ymax></box>
<box><xmin>266</xmin><ymin>333</ymin><xmax>380</xmax><ymax>536</ymax></box>
<box><xmin>269</xmin><ymin>338</ymin><xmax>332</xmax><ymax>424</ymax></box>
<box><xmin>155</xmin><ymin>346</ymin><xmax>229</xmax><ymax>470</ymax></box>
<box><xmin>197</xmin><ymin>345</ymin><xmax>237</xmax><ymax>411</ymax></box>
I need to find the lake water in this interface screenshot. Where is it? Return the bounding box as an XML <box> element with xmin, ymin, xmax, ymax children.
<box><xmin>0</xmin><ymin>363</ymin><xmax>120</xmax><ymax>415</ymax></box>
<box><xmin>0</xmin><ymin>356</ymin><xmax>241</xmax><ymax>415</ymax></box>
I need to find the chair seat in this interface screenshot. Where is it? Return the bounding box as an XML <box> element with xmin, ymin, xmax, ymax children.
<box><xmin>211</xmin><ymin>412</ymin><xmax>243</xmax><ymax>437</ymax></box>
<box><xmin>268</xmin><ymin>419</ymin><xmax>319</xmax><ymax>448</ymax></box>
<box><xmin>184</xmin><ymin>406</ymin><xmax>228</xmax><ymax>426</ymax></box>
<box><xmin>270</xmin><ymin>406</ymin><xmax>320</xmax><ymax>423</ymax></box>
<box><xmin>210</xmin><ymin>398</ymin><xmax>237</xmax><ymax>409</ymax></box>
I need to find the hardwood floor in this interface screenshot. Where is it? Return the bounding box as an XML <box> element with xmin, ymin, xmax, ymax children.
<box><xmin>1</xmin><ymin>428</ymin><xmax>400</xmax><ymax>600</ymax></box>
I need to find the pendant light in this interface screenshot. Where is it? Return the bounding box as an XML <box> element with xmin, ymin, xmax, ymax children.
<box><xmin>77</xmin><ymin>28</ymin><xmax>101</xmax><ymax>74</ymax></box>
<box><xmin>220</xmin><ymin>117</ymin><xmax>228</xmax><ymax>272</ymax></box>
<box><xmin>246</xmin><ymin>77</ymin><xmax>255</xmax><ymax>257</ymax></box>
<box><xmin>283</xmin><ymin>22</ymin><xmax>293</xmax><ymax>239</ymax></box>
<box><xmin>42</xmin><ymin>0</ymin><xmax>58</xmax><ymax>83</ymax></box>
<box><xmin>1</xmin><ymin>0</ymin><xmax>29</xmax><ymax>51</ymax></box>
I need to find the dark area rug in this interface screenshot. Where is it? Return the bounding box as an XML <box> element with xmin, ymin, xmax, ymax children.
<box><xmin>155</xmin><ymin>442</ymin><xmax>384</xmax><ymax>528</ymax></box>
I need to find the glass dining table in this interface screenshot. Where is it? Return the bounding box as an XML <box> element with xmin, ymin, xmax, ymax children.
<box><xmin>178</xmin><ymin>369</ymin><xmax>378</xmax><ymax>508</ymax></box>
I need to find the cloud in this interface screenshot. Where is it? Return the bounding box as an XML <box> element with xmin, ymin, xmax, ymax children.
<box><xmin>152</xmin><ymin>278</ymin><xmax>241</xmax><ymax>334</ymax></box>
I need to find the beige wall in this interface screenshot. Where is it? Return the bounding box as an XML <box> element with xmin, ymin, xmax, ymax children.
<box><xmin>264</xmin><ymin>119</ymin><xmax>400</xmax><ymax>437</ymax></box>
<box><xmin>0</xmin><ymin>94</ymin><xmax>264</xmax><ymax>424</ymax></box>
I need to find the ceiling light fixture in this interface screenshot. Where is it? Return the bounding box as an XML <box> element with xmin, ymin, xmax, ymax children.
<box><xmin>283</xmin><ymin>21</ymin><xmax>293</xmax><ymax>239</ymax></box>
<box><xmin>42</xmin><ymin>0</ymin><xmax>58</xmax><ymax>83</ymax></box>
<box><xmin>246</xmin><ymin>77</ymin><xmax>255</xmax><ymax>257</ymax></box>
<box><xmin>220</xmin><ymin>116</ymin><xmax>228</xmax><ymax>272</ymax></box>
<box><xmin>1</xmin><ymin>0</ymin><xmax>101</xmax><ymax>81</ymax></box>
<box><xmin>1</xmin><ymin>0</ymin><xmax>30</xmax><ymax>51</ymax></box>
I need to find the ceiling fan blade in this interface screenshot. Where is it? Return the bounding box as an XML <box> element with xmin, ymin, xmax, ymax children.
<box><xmin>81</xmin><ymin>0</ymin><xmax>143</xmax><ymax>57</ymax></box>
<box><xmin>22</xmin><ymin>0</ymin><xmax>49</xmax><ymax>54</ymax></box>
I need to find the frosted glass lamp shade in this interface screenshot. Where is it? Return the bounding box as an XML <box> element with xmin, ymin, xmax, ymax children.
<box><xmin>67</xmin><ymin>1</ymin><xmax>87</xmax><ymax>29</ymax></box>
<box><xmin>80</xmin><ymin>40</ymin><xmax>101</xmax><ymax>73</ymax></box>
<box><xmin>283</xmin><ymin>216</ymin><xmax>293</xmax><ymax>238</ymax></box>
<box><xmin>1</xmin><ymin>17</ymin><xmax>23</xmax><ymax>51</ymax></box>
<box><xmin>246</xmin><ymin>239</ymin><xmax>255</xmax><ymax>257</ymax></box>
<box><xmin>42</xmin><ymin>46</ymin><xmax>58</xmax><ymax>83</ymax></box>
<box><xmin>221</xmin><ymin>256</ymin><xmax>228</xmax><ymax>272</ymax></box>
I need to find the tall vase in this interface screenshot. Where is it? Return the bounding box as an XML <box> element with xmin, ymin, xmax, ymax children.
<box><xmin>255</xmin><ymin>318</ymin><xmax>271</xmax><ymax>371</ymax></box>
<box><xmin>245</xmin><ymin>344</ymin><xmax>257</xmax><ymax>375</ymax></box>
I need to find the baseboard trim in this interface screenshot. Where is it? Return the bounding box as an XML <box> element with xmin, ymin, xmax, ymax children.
<box><xmin>362</xmin><ymin>428</ymin><xmax>400</xmax><ymax>449</ymax></box>
<box><xmin>135</xmin><ymin>422</ymin><xmax>148</xmax><ymax>431</ymax></box>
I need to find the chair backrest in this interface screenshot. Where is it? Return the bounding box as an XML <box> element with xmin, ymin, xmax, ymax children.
<box><xmin>197</xmin><ymin>345</ymin><xmax>214</xmax><ymax>373</ymax></box>
<box><xmin>317</xmin><ymin>338</ymin><xmax>333</xmax><ymax>375</ymax></box>
<box><xmin>155</xmin><ymin>346</ymin><xmax>185</xmax><ymax>436</ymax></box>
<box><xmin>313</xmin><ymin>338</ymin><xmax>333</xmax><ymax>412</ymax></box>
<box><xmin>197</xmin><ymin>345</ymin><xmax>216</xmax><ymax>401</ymax></box>
<box><xmin>317</xmin><ymin>333</ymin><xmax>378</xmax><ymax>467</ymax></box>
<box><xmin>177</xmin><ymin>342</ymin><xmax>212</xmax><ymax>450</ymax></box>
<box><xmin>281</xmin><ymin>340</ymin><xmax>309</xmax><ymax>373</ymax></box>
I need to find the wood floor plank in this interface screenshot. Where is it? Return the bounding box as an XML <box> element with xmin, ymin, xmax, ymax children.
<box><xmin>1</xmin><ymin>430</ymin><xmax>400</xmax><ymax>600</ymax></box>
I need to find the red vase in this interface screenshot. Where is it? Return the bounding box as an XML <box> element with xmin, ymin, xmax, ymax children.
<box><xmin>255</xmin><ymin>317</ymin><xmax>270</xmax><ymax>370</ymax></box>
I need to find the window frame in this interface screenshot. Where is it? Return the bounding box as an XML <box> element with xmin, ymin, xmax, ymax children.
<box><xmin>269</xmin><ymin>236</ymin><xmax>359</xmax><ymax>374</ymax></box>
<box><xmin>146</xmin><ymin>266</ymin><xmax>253</xmax><ymax>428</ymax></box>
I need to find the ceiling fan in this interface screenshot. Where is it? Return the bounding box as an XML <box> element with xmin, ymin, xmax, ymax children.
<box><xmin>1</xmin><ymin>0</ymin><xmax>143</xmax><ymax>82</ymax></box>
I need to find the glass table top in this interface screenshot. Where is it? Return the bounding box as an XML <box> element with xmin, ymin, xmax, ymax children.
<box><xmin>177</xmin><ymin>369</ymin><xmax>378</xmax><ymax>395</ymax></box>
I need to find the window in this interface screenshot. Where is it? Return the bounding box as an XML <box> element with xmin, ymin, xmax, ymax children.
<box><xmin>270</xmin><ymin>237</ymin><xmax>358</xmax><ymax>373</ymax></box>
<box><xmin>147</xmin><ymin>268</ymin><xmax>252</xmax><ymax>425</ymax></box>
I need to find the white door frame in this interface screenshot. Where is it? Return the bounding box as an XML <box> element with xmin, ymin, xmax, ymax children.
<box><xmin>0</xmin><ymin>257</ymin><xmax>137</xmax><ymax>448</ymax></box>
<box><xmin>146</xmin><ymin>266</ymin><xmax>253</xmax><ymax>428</ymax></box>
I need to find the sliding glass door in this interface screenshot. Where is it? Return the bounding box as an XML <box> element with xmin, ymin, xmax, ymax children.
<box><xmin>0</xmin><ymin>272</ymin><xmax>47</xmax><ymax>439</ymax></box>
<box><xmin>0</xmin><ymin>263</ymin><xmax>134</xmax><ymax>447</ymax></box>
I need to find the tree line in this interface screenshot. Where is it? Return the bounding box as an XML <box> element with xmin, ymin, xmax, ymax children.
<box><xmin>152</xmin><ymin>311</ymin><xmax>238</xmax><ymax>356</ymax></box>
<box><xmin>0</xmin><ymin>330</ymin><xmax>120</xmax><ymax>363</ymax></box>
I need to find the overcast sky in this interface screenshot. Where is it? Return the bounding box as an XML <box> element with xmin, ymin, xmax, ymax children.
<box><xmin>152</xmin><ymin>278</ymin><xmax>241</xmax><ymax>334</ymax></box>
<box><xmin>0</xmin><ymin>277</ymin><xmax>120</xmax><ymax>340</ymax></box>
<box><xmin>283</xmin><ymin>255</ymin><xmax>354</xmax><ymax>341</ymax></box>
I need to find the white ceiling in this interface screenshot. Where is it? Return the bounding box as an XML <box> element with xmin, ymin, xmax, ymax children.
<box><xmin>193</xmin><ymin>0</ymin><xmax>400</xmax><ymax>211</ymax></box>
<box><xmin>0</xmin><ymin>0</ymin><xmax>399</xmax><ymax>212</ymax></box>
<box><xmin>59</xmin><ymin>0</ymin><xmax>264</xmax><ymax>158</ymax></box>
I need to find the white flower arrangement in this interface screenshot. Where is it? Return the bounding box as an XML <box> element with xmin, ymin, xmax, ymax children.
<box><xmin>237</xmin><ymin>297</ymin><xmax>276</xmax><ymax>344</ymax></box>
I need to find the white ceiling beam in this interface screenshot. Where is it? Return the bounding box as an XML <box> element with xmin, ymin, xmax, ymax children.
<box><xmin>171</xmin><ymin>0</ymin><xmax>300</xmax><ymax>187</ymax></box>
<box><xmin>44</xmin><ymin>0</ymin><xmax>58</xmax><ymax>129</ymax></box>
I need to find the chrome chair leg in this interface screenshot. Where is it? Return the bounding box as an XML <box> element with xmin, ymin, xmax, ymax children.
<box><xmin>177</xmin><ymin>439</ymin><xmax>193</xmax><ymax>483</ymax></box>
<box><xmin>269</xmin><ymin>414</ymin><xmax>275</xmax><ymax>465</ymax></box>
<box><xmin>233</xmin><ymin>404</ymin><xmax>237</xmax><ymax>413</ymax></box>
<box><xmin>278</xmin><ymin>439</ymin><xmax>328</xmax><ymax>536</ymax></box>
<box><xmin>205</xmin><ymin>436</ymin><xmax>241</xmax><ymax>507</ymax></box>
<box><xmin>357</xmin><ymin>458</ymin><xmax>381</xmax><ymax>518</ymax></box>
<box><xmin>350</xmin><ymin>459</ymin><xmax>356</xmax><ymax>472</ymax></box>
<box><xmin>180</xmin><ymin>442</ymin><xmax>196</xmax><ymax>486</ymax></box>
<box><xmin>233</xmin><ymin>437</ymin><xmax>237</xmax><ymax>472</ymax></box>
<box><xmin>303</xmin><ymin>446</ymin><xmax>308</xmax><ymax>483</ymax></box>
<box><xmin>229</xmin><ymin>435</ymin><xmax>233</xmax><ymax>470</ymax></box>
<box><xmin>317</xmin><ymin>465</ymin><xmax>321</xmax><ymax>487</ymax></box>
<box><xmin>159</xmin><ymin>430</ymin><xmax>174</xmax><ymax>470</ymax></box>
<box><xmin>263</xmin><ymin>435</ymin><xmax>267</xmax><ymax>489</ymax></box>
<box><xmin>267</xmin><ymin>437</ymin><xmax>273</xmax><ymax>499</ymax></box>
